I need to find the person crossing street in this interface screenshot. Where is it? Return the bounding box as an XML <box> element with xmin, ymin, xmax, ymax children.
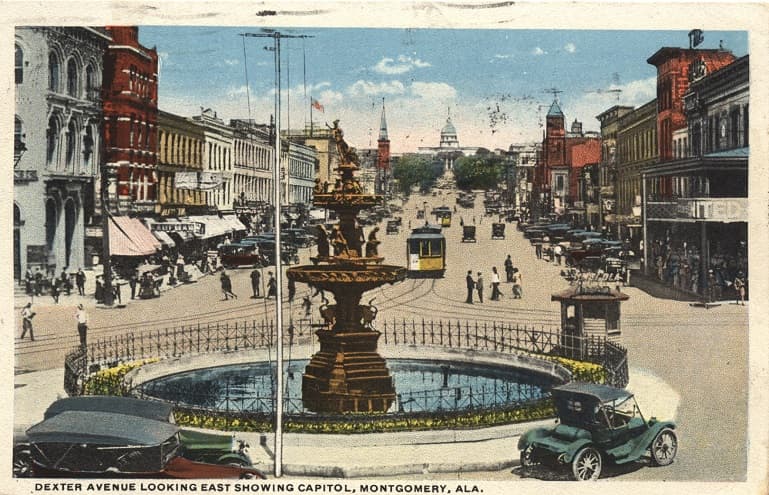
<box><xmin>465</xmin><ymin>271</ymin><xmax>475</xmax><ymax>304</ymax></box>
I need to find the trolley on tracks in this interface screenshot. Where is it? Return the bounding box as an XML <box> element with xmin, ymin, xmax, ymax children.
<box><xmin>407</xmin><ymin>224</ymin><xmax>446</xmax><ymax>278</ymax></box>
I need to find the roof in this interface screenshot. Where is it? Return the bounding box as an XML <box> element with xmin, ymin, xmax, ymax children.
<box><xmin>551</xmin><ymin>285</ymin><xmax>630</xmax><ymax>302</ymax></box>
<box><xmin>547</xmin><ymin>100</ymin><xmax>564</xmax><ymax>117</ymax></box>
<box><xmin>27</xmin><ymin>411</ymin><xmax>179</xmax><ymax>445</ymax></box>
<box><xmin>44</xmin><ymin>396</ymin><xmax>174</xmax><ymax>422</ymax></box>
<box><xmin>552</xmin><ymin>382</ymin><xmax>631</xmax><ymax>402</ymax></box>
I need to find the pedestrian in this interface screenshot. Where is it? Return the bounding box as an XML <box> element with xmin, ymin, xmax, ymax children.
<box><xmin>707</xmin><ymin>269</ymin><xmax>718</xmax><ymax>303</ymax></box>
<box><xmin>129</xmin><ymin>271</ymin><xmax>138</xmax><ymax>299</ymax></box>
<box><xmin>112</xmin><ymin>282</ymin><xmax>122</xmax><ymax>304</ymax></box>
<box><xmin>50</xmin><ymin>278</ymin><xmax>60</xmax><ymax>304</ymax></box>
<box><xmin>20</xmin><ymin>302</ymin><xmax>35</xmax><ymax>341</ymax></box>
<box><xmin>504</xmin><ymin>255</ymin><xmax>513</xmax><ymax>282</ymax></box>
<box><xmin>554</xmin><ymin>244</ymin><xmax>563</xmax><ymax>265</ymax></box>
<box><xmin>288</xmin><ymin>277</ymin><xmax>296</xmax><ymax>303</ymax></box>
<box><xmin>76</xmin><ymin>268</ymin><xmax>86</xmax><ymax>296</ymax></box>
<box><xmin>465</xmin><ymin>270</ymin><xmax>475</xmax><ymax>304</ymax></box>
<box><xmin>220</xmin><ymin>271</ymin><xmax>237</xmax><ymax>300</ymax></box>
<box><xmin>302</xmin><ymin>295</ymin><xmax>312</xmax><ymax>317</ymax></box>
<box><xmin>512</xmin><ymin>268</ymin><xmax>523</xmax><ymax>299</ymax></box>
<box><xmin>476</xmin><ymin>272</ymin><xmax>484</xmax><ymax>303</ymax></box>
<box><xmin>75</xmin><ymin>304</ymin><xmax>88</xmax><ymax>348</ymax></box>
<box><xmin>60</xmin><ymin>270</ymin><xmax>72</xmax><ymax>295</ymax></box>
<box><xmin>267</xmin><ymin>272</ymin><xmax>277</xmax><ymax>299</ymax></box>
<box><xmin>734</xmin><ymin>271</ymin><xmax>746</xmax><ymax>305</ymax></box>
<box><xmin>250</xmin><ymin>268</ymin><xmax>262</xmax><ymax>298</ymax></box>
<box><xmin>535</xmin><ymin>242</ymin><xmax>542</xmax><ymax>259</ymax></box>
<box><xmin>490</xmin><ymin>267</ymin><xmax>501</xmax><ymax>301</ymax></box>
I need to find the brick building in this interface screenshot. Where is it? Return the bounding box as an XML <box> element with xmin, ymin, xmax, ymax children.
<box><xmin>156</xmin><ymin>109</ymin><xmax>206</xmax><ymax>217</ymax></box>
<box><xmin>102</xmin><ymin>26</ymin><xmax>159</xmax><ymax>215</ymax></box>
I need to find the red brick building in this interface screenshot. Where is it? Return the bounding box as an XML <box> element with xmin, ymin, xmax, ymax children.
<box><xmin>102</xmin><ymin>26</ymin><xmax>158</xmax><ymax>215</ymax></box>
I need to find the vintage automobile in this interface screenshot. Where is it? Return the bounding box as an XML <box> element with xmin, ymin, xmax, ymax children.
<box><xmin>219</xmin><ymin>243</ymin><xmax>268</xmax><ymax>269</ymax></box>
<box><xmin>518</xmin><ymin>382</ymin><xmax>677</xmax><ymax>481</ymax></box>
<box><xmin>14</xmin><ymin>397</ymin><xmax>260</xmax><ymax>478</ymax></box>
<box><xmin>491</xmin><ymin>222</ymin><xmax>506</xmax><ymax>240</ymax></box>
<box><xmin>386</xmin><ymin>220</ymin><xmax>400</xmax><ymax>235</ymax></box>
<box><xmin>461</xmin><ymin>225</ymin><xmax>476</xmax><ymax>243</ymax></box>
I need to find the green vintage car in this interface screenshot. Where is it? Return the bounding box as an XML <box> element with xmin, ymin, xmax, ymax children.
<box><xmin>518</xmin><ymin>382</ymin><xmax>678</xmax><ymax>481</ymax></box>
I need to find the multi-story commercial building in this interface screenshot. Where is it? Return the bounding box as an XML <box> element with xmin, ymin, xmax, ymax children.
<box><xmin>642</xmin><ymin>54</ymin><xmax>748</xmax><ymax>295</ymax></box>
<box><xmin>287</xmin><ymin>125</ymin><xmax>338</xmax><ymax>188</ymax></box>
<box><xmin>156</xmin><ymin>109</ymin><xmax>206</xmax><ymax>217</ymax></box>
<box><xmin>14</xmin><ymin>27</ymin><xmax>110</xmax><ymax>279</ymax></box>
<box><xmin>615</xmin><ymin>99</ymin><xmax>657</xmax><ymax>245</ymax></box>
<box><xmin>231</xmin><ymin>119</ymin><xmax>273</xmax><ymax>206</ymax></box>
<box><xmin>596</xmin><ymin>105</ymin><xmax>633</xmax><ymax>230</ymax></box>
<box><xmin>191</xmin><ymin>109</ymin><xmax>234</xmax><ymax>212</ymax></box>
<box><xmin>507</xmin><ymin>143</ymin><xmax>540</xmax><ymax>216</ymax></box>
<box><xmin>102</xmin><ymin>26</ymin><xmax>158</xmax><ymax>216</ymax></box>
<box><xmin>285</xmin><ymin>141</ymin><xmax>317</xmax><ymax>204</ymax></box>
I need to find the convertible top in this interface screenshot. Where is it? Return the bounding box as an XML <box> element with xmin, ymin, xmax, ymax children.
<box><xmin>44</xmin><ymin>396</ymin><xmax>174</xmax><ymax>422</ymax></box>
<box><xmin>552</xmin><ymin>382</ymin><xmax>632</xmax><ymax>403</ymax></box>
<box><xmin>27</xmin><ymin>411</ymin><xmax>179</xmax><ymax>445</ymax></box>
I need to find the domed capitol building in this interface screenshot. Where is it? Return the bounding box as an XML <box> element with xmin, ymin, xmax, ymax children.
<box><xmin>417</xmin><ymin>110</ymin><xmax>480</xmax><ymax>171</ymax></box>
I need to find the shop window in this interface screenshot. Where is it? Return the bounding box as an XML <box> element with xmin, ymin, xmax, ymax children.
<box><xmin>15</xmin><ymin>44</ymin><xmax>23</xmax><ymax>84</ymax></box>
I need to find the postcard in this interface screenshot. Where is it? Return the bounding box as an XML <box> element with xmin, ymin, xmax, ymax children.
<box><xmin>4</xmin><ymin>2</ymin><xmax>768</xmax><ymax>495</ymax></box>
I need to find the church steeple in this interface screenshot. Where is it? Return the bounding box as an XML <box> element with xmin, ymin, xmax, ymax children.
<box><xmin>378</xmin><ymin>98</ymin><xmax>388</xmax><ymax>141</ymax></box>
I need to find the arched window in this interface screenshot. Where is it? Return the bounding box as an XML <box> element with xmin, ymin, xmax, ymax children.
<box><xmin>85</xmin><ymin>64</ymin><xmax>95</xmax><ymax>99</ymax></box>
<box><xmin>82</xmin><ymin>125</ymin><xmax>94</xmax><ymax>169</ymax></box>
<box><xmin>66</xmin><ymin>58</ymin><xmax>78</xmax><ymax>97</ymax></box>
<box><xmin>15</xmin><ymin>44</ymin><xmax>23</xmax><ymax>84</ymax></box>
<box><xmin>65</xmin><ymin>120</ymin><xmax>77</xmax><ymax>169</ymax></box>
<box><xmin>47</xmin><ymin>116</ymin><xmax>60</xmax><ymax>165</ymax></box>
<box><xmin>48</xmin><ymin>52</ymin><xmax>60</xmax><ymax>92</ymax></box>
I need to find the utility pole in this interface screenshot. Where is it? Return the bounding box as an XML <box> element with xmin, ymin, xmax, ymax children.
<box><xmin>241</xmin><ymin>30</ymin><xmax>312</xmax><ymax>479</ymax></box>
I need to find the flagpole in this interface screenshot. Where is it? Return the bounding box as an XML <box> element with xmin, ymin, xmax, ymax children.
<box><xmin>310</xmin><ymin>97</ymin><xmax>313</xmax><ymax>136</ymax></box>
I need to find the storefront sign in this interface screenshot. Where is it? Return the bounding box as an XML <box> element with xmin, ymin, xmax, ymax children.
<box><xmin>14</xmin><ymin>169</ymin><xmax>39</xmax><ymax>182</ymax></box>
<box><xmin>151</xmin><ymin>222</ymin><xmax>205</xmax><ymax>235</ymax></box>
<box><xmin>647</xmin><ymin>198</ymin><xmax>748</xmax><ymax>222</ymax></box>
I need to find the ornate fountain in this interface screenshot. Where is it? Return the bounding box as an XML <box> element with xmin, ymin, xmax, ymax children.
<box><xmin>286</xmin><ymin>121</ymin><xmax>406</xmax><ymax>413</ymax></box>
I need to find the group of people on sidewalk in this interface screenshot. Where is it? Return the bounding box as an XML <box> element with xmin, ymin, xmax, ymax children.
<box><xmin>465</xmin><ymin>254</ymin><xmax>522</xmax><ymax>304</ymax></box>
<box><xmin>220</xmin><ymin>268</ymin><xmax>281</xmax><ymax>301</ymax></box>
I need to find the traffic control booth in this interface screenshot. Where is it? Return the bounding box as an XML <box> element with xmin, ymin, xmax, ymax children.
<box><xmin>551</xmin><ymin>285</ymin><xmax>629</xmax><ymax>360</ymax></box>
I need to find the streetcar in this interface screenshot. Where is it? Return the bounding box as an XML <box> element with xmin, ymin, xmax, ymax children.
<box><xmin>406</xmin><ymin>224</ymin><xmax>446</xmax><ymax>278</ymax></box>
<box><xmin>432</xmin><ymin>206</ymin><xmax>452</xmax><ymax>227</ymax></box>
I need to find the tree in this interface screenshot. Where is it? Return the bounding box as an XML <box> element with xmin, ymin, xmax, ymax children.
<box><xmin>392</xmin><ymin>154</ymin><xmax>443</xmax><ymax>196</ymax></box>
<box><xmin>453</xmin><ymin>154</ymin><xmax>505</xmax><ymax>190</ymax></box>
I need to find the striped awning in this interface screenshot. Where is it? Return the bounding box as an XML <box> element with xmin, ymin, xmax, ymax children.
<box><xmin>109</xmin><ymin>216</ymin><xmax>161</xmax><ymax>256</ymax></box>
<box><xmin>222</xmin><ymin>214</ymin><xmax>247</xmax><ymax>232</ymax></box>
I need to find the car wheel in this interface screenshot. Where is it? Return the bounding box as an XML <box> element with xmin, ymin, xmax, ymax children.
<box><xmin>13</xmin><ymin>448</ymin><xmax>33</xmax><ymax>478</ymax></box>
<box><xmin>520</xmin><ymin>445</ymin><xmax>539</xmax><ymax>467</ymax></box>
<box><xmin>651</xmin><ymin>428</ymin><xmax>678</xmax><ymax>466</ymax></box>
<box><xmin>572</xmin><ymin>446</ymin><xmax>602</xmax><ymax>481</ymax></box>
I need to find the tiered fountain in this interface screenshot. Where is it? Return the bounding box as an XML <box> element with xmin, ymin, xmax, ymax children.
<box><xmin>286</xmin><ymin>121</ymin><xmax>406</xmax><ymax>413</ymax></box>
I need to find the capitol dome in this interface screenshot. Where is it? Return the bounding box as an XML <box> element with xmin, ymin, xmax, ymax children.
<box><xmin>440</xmin><ymin>115</ymin><xmax>459</xmax><ymax>148</ymax></box>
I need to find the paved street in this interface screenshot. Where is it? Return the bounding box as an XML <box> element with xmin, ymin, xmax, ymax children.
<box><xmin>14</xmin><ymin>190</ymin><xmax>748</xmax><ymax>481</ymax></box>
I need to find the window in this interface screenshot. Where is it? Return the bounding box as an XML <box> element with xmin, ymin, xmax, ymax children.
<box><xmin>730</xmin><ymin>109</ymin><xmax>740</xmax><ymax>148</ymax></box>
<box><xmin>48</xmin><ymin>52</ymin><xmax>59</xmax><ymax>92</ymax></box>
<box><xmin>47</xmin><ymin>116</ymin><xmax>59</xmax><ymax>165</ymax></box>
<box><xmin>83</xmin><ymin>125</ymin><xmax>94</xmax><ymax>168</ymax></box>
<box><xmin>66</xmin><ymin>58</ymin><xmax>78</xmax><ymax>97</ymax></box>
<box><xmin>65</xmin><ymin>121</ymin><xmax>77</xmax><ymax>169</ymax></box>
<box><xmin>15</xmin><ymin>44</ymin><xmax>23</xmax><ymax>84</ymax></box>
<box><xmin>744</xmin><ymin>105</ymin><xmax>749</xmax><ymax>146</ymax></box>
<box><xmin>85</xmin><ymin>64</ymin><xmax>95</xmax><ymax>99</ymax></box>
<box><xmin>14</xmin><ymin>116</ymin><xmax>25</xmax><ymax>159</ymax></box>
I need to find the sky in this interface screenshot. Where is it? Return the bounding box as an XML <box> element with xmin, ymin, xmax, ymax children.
<box><xmin>140</xmin><ymin>27</ymin><xmax>748</xmax><ymax>154</ymax></box>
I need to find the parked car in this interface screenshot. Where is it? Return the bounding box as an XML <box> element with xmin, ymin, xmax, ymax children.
<box><xmin>518</xmin><ymin>382</ymin><xmax>677</xmax><ymax>481</ymax></box>
<box><xmin>14</xmin><ymin>397</ymin><xmax>261</xmax><ymax>479</ymax></box>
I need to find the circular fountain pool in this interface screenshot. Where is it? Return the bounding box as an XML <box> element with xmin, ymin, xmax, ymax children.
<box><xmin>137</xmin><ymin>358</ymin><xmax>558</xmax><ymax>415</ymax></box>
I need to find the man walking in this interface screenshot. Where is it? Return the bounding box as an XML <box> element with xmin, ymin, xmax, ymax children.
<box><xmin>250</xmin><ymin>268</ymin><xmax>261</xmax><ymax>298</ymax></box>
<box><xmin>476</xmin><ymin>271</ymin><xmax>484</xmax><ymax>303</ymax></box>
<box><xmin>75</xmin><ymin>304</ymin><xmax>88</xmax><ymax>348</ymax></box>
<box><xmin>266</xmin><ymin>272</ymin><xmax>277</xmax><ymax>299</ymax></box>
<box><xmin>76</xmin><ymin>268</ymin><xmax>86</xmax><ymax>296</ymax></box>
<box><xmin>20</xmin><ymin>302</ymin><xmax>35</xmax><ymax>341</ymax></box>
<box><xmin>465</xmin><ymin>270</ymin><xmax>475</xmax><ymax>304</ymax></box>
<box><xmin>504</xmin><ymin>255</ymin><xmax>514</xmax><ymax>282</ymax></box>
<box><xmin>129</xmin><ymin>271</ymin><xmax>138</xmax><ymax>299</ymax></box>
<box><xmin>512</xmin><ymin>268</ymin><xmax>523</xmax><ymax>299</ymax></box>
<box><xmin>220</xmin><ymin>271</ymin><xmax>237</xmax><ymax>300</ymax></box>
<box><xmin>535</xmin><ymin>241</ymin><xmax>542</xmax><ymax>259</ymax></box>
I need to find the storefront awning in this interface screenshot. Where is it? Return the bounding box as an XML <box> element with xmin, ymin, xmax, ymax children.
<box><xmin>141</xmin><ymin>219</ymin><xmax>176</xmax><ymax>248</ymax></box>
<box><xmin>190</xmin><ymin>215</ymin><xmax>231</xmax><ymax>240</ymax></box>
<box><xmin>109</xmin><ymin>216</ymin><xmax>161</xmax><ymax>256</ymax></box>
<box><xmin>222</xmin><ymin>214</ymin><xmax>247</xmax><ymax>232</ymax></box>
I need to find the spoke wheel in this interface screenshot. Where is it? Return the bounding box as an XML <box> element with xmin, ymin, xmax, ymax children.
<box><xmin>651</xmin><ymin>428</ymin><xmax>678</xmax><ymax>466</ymax></box>
<box><xmin>572</xmin><ymin>447</ymin><xmax>602</xmax><ymax>481</ymax></box>
<box><xmin>13</xmin><ymin>449</ymin><xmax>33</xmax><ymax>478</ymax></box>
<box><xmin>520</xmin><ymin>445</ymin><xmax>539</xmax><ymax>467</ymax></box>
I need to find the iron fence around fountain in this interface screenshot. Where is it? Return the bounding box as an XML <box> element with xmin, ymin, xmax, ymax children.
<box><xmin>64</xmin><ymin>317</ymin><xmax>628</xmax><ymax>397</ymax></box>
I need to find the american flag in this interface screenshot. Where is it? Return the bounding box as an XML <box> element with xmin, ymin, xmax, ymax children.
<box><xmin>311</xmin><ymin>98</ymin><xmax>324</xmax><ymax>113</ymax></box>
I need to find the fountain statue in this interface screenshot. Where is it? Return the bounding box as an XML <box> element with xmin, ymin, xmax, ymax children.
<box><xmin>286</xmin><ymin>120</ymin><xmax>406</xmax><ymax>413</ymax></box>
